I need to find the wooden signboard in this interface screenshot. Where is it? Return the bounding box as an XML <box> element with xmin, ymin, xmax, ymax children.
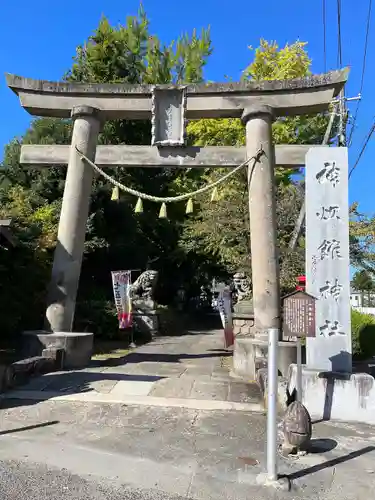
<box><xmin>282</xmin><ymin>290</ymin><xmax>316</xmax><ymax>339</ymax></box>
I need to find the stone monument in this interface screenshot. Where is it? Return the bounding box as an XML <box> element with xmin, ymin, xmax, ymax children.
<box><xmin>286</xmin><ymin>147</ymin><xmax>375</xmax><ymax>425</ymax></box>
<box><xmin>305</xmin><ymin>147</ymin><xmax>351</xmax><ymax>372</ymax></box>
<box><xmin>6</xmin><ymin>69</ymin><xmax>348</xmax><ymax>370</ymax></box>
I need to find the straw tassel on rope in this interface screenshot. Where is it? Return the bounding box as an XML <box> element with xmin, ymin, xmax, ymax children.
<box><xmin>134</xmin><ymin>197</ymin><xmax>143</xmax><ymax>213</ymax></box>
<box><xmin>186</xmin><ymin>198</ymin><xmax>194</xmax><ymax>214</ymax></box>
<box><xmin>159</xmin><ymin>202</ymin><xmax>167</xmax><ymax>219</ymax></box>
<box><xmin>111</xmin><ymin>186</ymin><xmax>120</xmax><ymax>201</ymax></box>
<box><xmin>210</xmin><ymin>186</ymin><xmax>219</xmax><ymax>202</ymax></box>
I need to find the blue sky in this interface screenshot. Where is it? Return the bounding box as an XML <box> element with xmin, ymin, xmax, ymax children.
<box><xmin>0</xmin><ymin>0</ymin><xmax>374</xmax><ymax>215</ymax></box>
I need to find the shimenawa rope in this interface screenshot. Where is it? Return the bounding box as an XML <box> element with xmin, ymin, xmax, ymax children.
<box><xmin>76</xmin><ymin>146</ymin><xmax>263</xmax><ymax>202</ymax></box>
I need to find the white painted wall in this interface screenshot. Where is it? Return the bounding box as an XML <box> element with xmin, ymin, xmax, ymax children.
<box><xmin>353</xmin><ymin>306</ymin><xmax>375</xmax><ymax>316</ymax></box>
<box><xmin>288</xmin><ymin>364</ymin><xmax>375</xmax><ymax>425</ymax></box>
<box><xmin>350</xmin><ymin>292</ymin><xmax>375</xmax><ymax>308</ymax></box>
<box><xmin>350</xmin><ymin>293</ymin><xmax>363</xmax><ymax>307</ymax></box>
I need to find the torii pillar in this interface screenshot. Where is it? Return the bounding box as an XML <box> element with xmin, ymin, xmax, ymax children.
<box><xmin>46</xmin><ymin>106</ymin><xmax>101</xmax><ymax>333</ymax></box>
<box><xmin>232</xmin><ymin>104</ymin><xmax>294</xmax><ymax>380</ymax></box>
<box><xmin>242</xmin><ymin>105</ymin><xmax>280</xmax><ymax>337</ymax></box>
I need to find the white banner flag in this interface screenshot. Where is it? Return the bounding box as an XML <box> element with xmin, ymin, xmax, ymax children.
<box><xmin>111</xmin><ymin>270</ymin><xmax>132</xmax><ymax>329</ymax></box>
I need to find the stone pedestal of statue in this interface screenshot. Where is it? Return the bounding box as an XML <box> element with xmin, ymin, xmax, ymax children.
<box><xmin>233</xmin><ymin>299</ymin><xmax>255</xmax><ymax>336</ymax></box>
<box><xmin>132</xmin><ymin>299</ymin><xmax>159</xmax><ymax>337</ymax></box>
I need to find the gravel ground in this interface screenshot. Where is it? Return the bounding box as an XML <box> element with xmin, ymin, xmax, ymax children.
<box><xmin>0</xmin><ymin>460</ymin><xmax>190</xmax><ymax>500</ymax></box>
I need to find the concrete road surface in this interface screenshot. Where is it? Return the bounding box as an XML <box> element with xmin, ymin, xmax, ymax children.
<box><xmin>0</xmin><ymin>399</ymin><xmax>374</xmax><ymax>499</ymax></box>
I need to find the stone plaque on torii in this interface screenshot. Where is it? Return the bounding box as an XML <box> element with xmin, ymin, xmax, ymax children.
<box><xmin>6</xmin><ymin>69</ymin><xmax>348</xmax><ymax>369</ymax></box>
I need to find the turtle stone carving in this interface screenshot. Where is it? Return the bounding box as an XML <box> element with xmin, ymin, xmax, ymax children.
<box><xmin>281</xmin><ymin>401</ymin><xmax>312</xmax><ymax>456</ymax></box>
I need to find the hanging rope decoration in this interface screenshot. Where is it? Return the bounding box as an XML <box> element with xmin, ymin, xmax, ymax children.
<box><xmin>75</xmin><ymin>146</ymin><xmax>264</xmax><ymax>219</ymax></box>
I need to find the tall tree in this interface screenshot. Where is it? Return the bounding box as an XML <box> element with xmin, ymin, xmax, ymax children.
<box><xmin>351</xmin><ymin>270</ymin><xmax>374</xmax><ymax>291</ymax></box>
<box><xmin>181</xmin><ymin>40</ymin><xmax>332</xmax><ymax>292</ymax></box>
<box><xmin>349</xmin><ymin>203</ymin><xmax>375</xmax><ymax>272</ymax></box>
<box><xmin>0</xmin><ymin>6</ymin><xmax>213</xmax><ymax>335</ymax></box>
<box><xmin>351</xmin><ymin>269</ymin><xmax>375</xmax><ymax>306</ymax></box>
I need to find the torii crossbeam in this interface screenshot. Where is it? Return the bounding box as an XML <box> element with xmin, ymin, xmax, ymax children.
<box><xmin>20</xmin><ymin>144</ymin><xmax>326</xmax><ymax>169</ymax></box>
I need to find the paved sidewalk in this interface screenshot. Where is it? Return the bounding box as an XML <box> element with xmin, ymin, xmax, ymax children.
<box><xmin>0</xmin><ymin>399</ymin><xmax>374</xmax><ymax>499</ymax></box>
<box><xmin>0</xmin><ymin>330</ymin><xmax>375</xmax><ymax>498</ymax></box>
<box><xmin>4</xmin><ymin>330</ymin><xmax>263</xmax><ymax>412</ymax></box>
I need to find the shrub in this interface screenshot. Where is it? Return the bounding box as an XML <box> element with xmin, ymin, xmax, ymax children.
<box><xmin>74</xmin><ymin>299</ymin><xmax>119</xmax><ymax>339</ymax></box>
<box><xmin>351</xmin><ymin>309</ymin><xmax>375</xmax><ymax>359</ymax></box>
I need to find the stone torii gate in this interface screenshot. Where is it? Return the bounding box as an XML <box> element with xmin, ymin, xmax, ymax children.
<box><xmin>6</xmin><ymin>70</ymin><xmax>348</xmax><ymax>369</ymax></box>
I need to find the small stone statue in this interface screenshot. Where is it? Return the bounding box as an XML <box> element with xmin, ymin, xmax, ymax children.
<box><xmin>232</xmin><ymin>272</ymin><xmax>252</xmax><ymax>303</ymax></box>
<box><xmin>130</xmin><ymin>270</ymin><xmax>159</xmax><ymax>335</ymax></box>
<box><xmin>232</xmin><ymin>272</ymin><xmax>254</xmax><ymax>319</ymax></box>
<box><xmin>281</xmin><ymin>401</ymin><xmax>312</xmax><ymax>456</ymax></box>
<box><xmin>130</xmin><ymin>270</ymin><xmax>158</xmax><ymax>303</ymax></box>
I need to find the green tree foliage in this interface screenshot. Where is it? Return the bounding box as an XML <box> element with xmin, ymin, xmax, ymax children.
<box><xmin>351</xmin><ymin>269</ymin><xmax>375</xmax><ymax>307</ymax></box>
<box><xmin>351</xmin><ymin>269</ymin><xmax>375</xmax><ymax>292</ymax></box>
<box><xmin>351</xmin><ymin>309</ymin><xmax>375</xmax><ymax>359</ymax></box>
<box><xmin>0</xmin><ymin>186</ymin><xmax>58</xmax><ymax>341</ymax></box>
<box><xmin>182</xmin><ymin>40</ymin><xmax>328</xmax><ymax>292</ymax></box>
<box><xmin>182</xmin><ymin>41</ymin><xmax>375</xmax><ymax>290</ymax></box>
<box><xmin>187</xmin><ymin>41</ymin><xmax>335</xmax><ymax>150</ymax></box>
<box><xmin>0</xmin><ymin>7</ymin><xmax>214</xmax><ymax>336</ymax></box>
<box><xmin>349</xmin><ymin>203</ymin><xmax>375</xmax><ymax>272</ymax></box>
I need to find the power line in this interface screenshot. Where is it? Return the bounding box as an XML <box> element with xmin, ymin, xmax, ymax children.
<box><xmin>349</xmin><ymin>120</ymin><xmax>375</xmax><ymax>179</ymax></box>
<box><xmin>336</xmin><ymin>0</ymin><xmax>346</xmax><ymax>145</ymax></box>
<box><xmin>348</xmin><ymin>0</ymin><xmax>373</xmax><ymax>146</ymax></box>
<box><xmin>336</xmin><ymin>0</ymin><xmax>343</xmax><ymax>67</ymax></box>
<box><xmin>323</xmin><ymin>0</ymin><xmax>327</xmax><ymax>72</ymax></box>
<box><xmin>358</xmin><ymin>0</ymin><xmax>372</xmax><ymax>92</ymax></box>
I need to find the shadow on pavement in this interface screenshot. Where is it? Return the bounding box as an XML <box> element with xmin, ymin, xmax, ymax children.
<box><xmin>0</xmin><ymin>328</ymin><xmax>235</xmax><ymax>409</ymax></box>
<box><xmin>1</xmin><ymin>372</ymin><xmax>166</xmax><ymax>398</ymax></box>
<box><xmin>308</xmin><ymin>438</ymin><xmax>338</xmax><ymax>453</ymax></box>
<box><xmin>288</xmin><ymin>445</ymin><xmax>375</xmax><ymax>480</ymax></box>
<box><xmin>0</xmin><ymin>420</ymin><xmax>59</xmax><ymax>436</ymax></box>
<box><xmin>91</xmin><ymin>350</ymin><xmax>232</xmax><ymax>369</ymax></box>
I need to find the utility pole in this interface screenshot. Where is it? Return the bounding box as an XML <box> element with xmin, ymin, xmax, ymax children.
<box><xmin>287</xmin><ymin>91</ymin><xmax>360</xmax><ymax>252</ymax></box>
<box><xmin>337</xmin><ymin>0</ymin><xmax>346</xmax><ymax>147</ymax></box>
<box><xmin>338</xmin><ymin>88</ymin><xmax>347</xmax><ymax>146</ymax></box>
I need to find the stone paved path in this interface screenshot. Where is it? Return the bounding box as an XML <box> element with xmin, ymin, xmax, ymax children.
<box><xmin>3</xmin><ymin>329</ymin><xmax>263</xmax><ymax>412</ymax></box>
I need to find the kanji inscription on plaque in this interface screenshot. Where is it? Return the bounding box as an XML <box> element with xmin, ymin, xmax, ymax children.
<box><xmin>305</xmin><ymin>147</ymin><xmax>351</xmax><ymax>373</ymax></box>
<box><xmin>282</xmin><ymin>291</ymin><xmax>316</xmax><ymax>338</ymax></box>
